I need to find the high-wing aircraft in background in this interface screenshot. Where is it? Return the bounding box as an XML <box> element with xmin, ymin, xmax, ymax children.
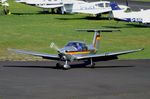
<box><xmin>15</xmin><ymin>0</ymin><xmax>63</xmax><ymax>12</ymax></box>
<box><xmin>110</xmin><ymin>2</ymin><xmax>150</xmax><ymax>26</ymax></box>
<box><xmin>8</xmin><ymin>29</ymin><xmax>143</xmax><ymax>69</ymax></box>
<box><xmin>15</xmin><ymin>0</ymin><xmax>128</xmax><ymax>17</ymax></box>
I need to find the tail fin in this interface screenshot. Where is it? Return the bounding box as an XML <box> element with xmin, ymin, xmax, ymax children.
<box><xmin>92</xmin><ymin>31</ymin><xmax>101</xmax><ymax>49</ymax></box>
<box><xmin>76</xmin><ymin>29</ymin><xmax>120</xmax><ymax>51</ymax></box>
<box><xmin>110</xmin><ymin>2</ymin><xmax>121</xmax><ymax>10</ymax></box>
<box><xmin>110</xmin><ymin>2</ymin><xmax>125</xmax><ymax>20</ymax></box>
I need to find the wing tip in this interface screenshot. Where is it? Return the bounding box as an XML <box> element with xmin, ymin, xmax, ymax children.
<box><xmin>7</xmin><ymin>48</ymin><xmax>14</xmax><ymax>51</ymax></box>
<box><xmin>139</xmin><ymin>48</ymin><xmax>144</xmax><ymax>51</ymax></box>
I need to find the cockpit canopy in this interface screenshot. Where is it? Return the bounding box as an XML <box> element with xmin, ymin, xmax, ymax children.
<box><xmin>65</xmin><ymin>41</ymin><xmax>88</xmax><ymax>51</ymax></box>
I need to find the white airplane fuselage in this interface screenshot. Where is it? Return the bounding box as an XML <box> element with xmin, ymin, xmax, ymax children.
<box><xmin>113</xmin><ymin>9</ymin><xmax>150</xmax><ymax>23</ymax></box>
<box><xmin>63</xmin><ymin>1</ymin><xmax>112</xmax><ymax>14</ymax></box>
<box><xmin>110</xmin><ymin>3</ymin><xmax>150</xmax><ymax>25</ymax></box>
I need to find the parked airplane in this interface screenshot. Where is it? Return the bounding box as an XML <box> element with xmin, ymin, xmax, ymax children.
<box><xmin>8</xmin><ymin>29</ymin><xmax>143</xmax><ymax>69</ymax></box>
<box><xmin>110</xmin><ymin>2</ymin><xmax>150</xmax><ymax>26</ymax></box>
<box><xmin>15</xmin><ymin>0</ymin><xmax>128</xmax><ymax>17</ymax></box>
<box><xmin>16</xmin><ymin>0</ymin><xmax>63</xmax><ymax>12</ymax></box>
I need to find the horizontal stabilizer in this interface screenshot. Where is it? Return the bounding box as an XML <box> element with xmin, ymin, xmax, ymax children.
<box><xmin>76</xmin><ymin>29</ymin><xmax>120</xmax><ymax>33</ymax></box>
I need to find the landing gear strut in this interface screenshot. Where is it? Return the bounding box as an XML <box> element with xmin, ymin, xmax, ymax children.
<box><xmin>63</xmin><ymin>60</ymin><xmax>70</xmax><ymax>70</ymax></box>
<box><xmin>90</xmin><ymin>58</ymin><xmax>95</xmax><ymax>68</ymax></box>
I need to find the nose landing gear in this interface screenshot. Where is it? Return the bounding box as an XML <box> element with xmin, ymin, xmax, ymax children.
<box><xmin>56</xmin><ymin>60</ymin><xmax>70</xmax><ymax>70</ymax></box>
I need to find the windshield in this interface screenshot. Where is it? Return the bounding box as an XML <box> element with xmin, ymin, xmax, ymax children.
<box><xmin>66</xmin><ymin>42</ymin><xmax>87</xmax><ymax>51</ymax></box>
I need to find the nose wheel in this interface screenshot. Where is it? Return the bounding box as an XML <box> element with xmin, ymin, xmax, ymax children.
<box><xmin>63</xmin><ymin>60</ymin><xmax>71</xmax><ymax>70</ymax></box>
<box><xmin>56</xmin><ymin>60</ymin><xmax>70</xmax><ymax>70</ymax></box>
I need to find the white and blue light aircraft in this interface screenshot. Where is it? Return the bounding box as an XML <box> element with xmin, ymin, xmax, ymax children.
<box><xmin>110</xmin><ymin>2</ymin><xmax>150</xmax><ymax>26</ymax></box>
<box><xmin>15</xmin><ymin>0</ymin><xmax>128</xmax><ymax>17</ymax></box>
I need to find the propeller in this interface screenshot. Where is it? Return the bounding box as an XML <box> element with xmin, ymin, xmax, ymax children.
<box><xmin>50</xmin><ymin>42</ymin><xmax>66</xmax><ymax>54</ymax></box>
<box><xmin>50</xmin><ymin>42</ymin><xmax>76</xmax><ymax>62</ymax></box>
<box><xmin>50</xmin><ymin>42</ymin><xmax>60</xmax><ymax>52</ymax></box>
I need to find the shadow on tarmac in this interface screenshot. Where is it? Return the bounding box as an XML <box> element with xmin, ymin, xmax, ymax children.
<box><xmin>3</xmin><ymin>63</ymin><xmax>134</xmax><ymax>70</ymax></box>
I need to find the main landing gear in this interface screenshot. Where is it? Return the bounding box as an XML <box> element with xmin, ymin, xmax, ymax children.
<box><xmin>90</xmin><ymin>58</ymin><xmax>95</xmax><ymax>68</ymax></box>
<box><xmin>56</xmin><ymin>58</ymin><xmax>95</xmax><ymax>70</ymax></box>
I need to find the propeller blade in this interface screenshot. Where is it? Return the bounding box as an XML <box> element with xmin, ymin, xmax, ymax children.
<box><xmin>50</xmin><ymin>42</ymin><xmax>60</xmax><ymax>51</ymax></box>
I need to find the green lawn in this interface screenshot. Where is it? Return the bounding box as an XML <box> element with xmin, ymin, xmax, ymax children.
<box><xmin>0</xmin><ymin>0</ymin><xmax>150</xmax><ymax>60</ymax></box>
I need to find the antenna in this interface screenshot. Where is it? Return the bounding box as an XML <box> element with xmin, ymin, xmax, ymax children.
<box><xmin>126</xmin><ymin>0</ymin><xmax>129</xmax><ymax>6</ymax></box>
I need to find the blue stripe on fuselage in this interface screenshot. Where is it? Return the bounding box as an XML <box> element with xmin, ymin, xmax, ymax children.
<box><xmin>122</xmin><ymin>18</ymin><xmax>143</xmax><ymax>23</ymax></box>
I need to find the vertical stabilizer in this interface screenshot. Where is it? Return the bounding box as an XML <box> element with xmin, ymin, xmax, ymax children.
<box><xmin>92</xmin><ymin>31</ymin><xmax>101</xmax><ymax>50</ymax></box>
<box><xmin>110</xmin><ymin>2</ymin><xmax>121</xmax><ymax>10</ymax></box>
<box><xmin>110</xmin><ymin>2</ymin><xmax>125</xmax><ymax>20</ymax></box>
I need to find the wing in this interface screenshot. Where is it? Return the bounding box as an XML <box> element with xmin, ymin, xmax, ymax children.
<box><xmin>37</xmin><ymin>5</ymin><xmax>63</xmax><ymax>9</ymax></box>
<box><xmin>8</xmin><ymin>48</ymin><xmax>60</xmax><ymax>60</ymax></box>
<box><xmin>76</xmin><ymin>48</ymin><xmax>144</xmax><ymax>61</ymax></box>
<box><xmin>73</xmin><ymin>9</ymin><xmax>110</xmax><ymax>15</ymax></box>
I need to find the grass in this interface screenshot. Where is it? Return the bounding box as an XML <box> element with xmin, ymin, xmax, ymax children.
<box><xmin>0</xmin><ymin>0</ymin><xmax>150</xmax><ymax>60</ymax></box>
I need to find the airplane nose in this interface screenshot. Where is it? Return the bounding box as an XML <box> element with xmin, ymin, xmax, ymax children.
<box><xmin>59</xmin><ymin>49</ymin><xmax>66</xmax><ymax>53</ymax></box>
<box><xmin>58</xmin><ymin>53</ymin><xmax>66</xmax><ymax>60</ymax></box>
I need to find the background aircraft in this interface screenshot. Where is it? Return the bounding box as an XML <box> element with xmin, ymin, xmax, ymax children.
<box><xmin>9</xmin><ymin>29</ymin><xmax>143</xmax><ymax>69</ymax></box>
<box><xmin>15</xmin><ymin>0</ymin><xmax>63</xmax><ymax>13</ymax></box>
<box><xmin>15</xmin><ymin>0</ymin><xmax>128</xmax><ymax>17</ymax></box>
<box><xmin>110</xmin><ymin>2</ymin><xmax>150</xmax><ymax>26</ymax></box>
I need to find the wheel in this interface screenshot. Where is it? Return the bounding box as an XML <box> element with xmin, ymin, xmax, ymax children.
<box><xmin>90</xmin><ymin>63</ymin><xmax>95</xmax><ymax>68</ymax></box>
<box><xmin>96</xmin><ymin>14</ymin><xmax>101</xmax><ymax>18</ymax></box>
<box><xmin>56</xmin><ymin>63</ymin><xmax>62</xmax><ymax>69</ymax></box>
<box><xmin>63</xmin><ymin>65</ymin><xmax>71</xmax><ymax>70</ymax></box>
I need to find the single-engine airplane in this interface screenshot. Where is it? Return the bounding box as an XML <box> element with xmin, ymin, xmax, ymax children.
<box><xmin>8</xmin><ymin>29</ymin><xmax>143</xmax><ymax>69</ymax></box>
<box><xmin>15</xmin><ymin>0</ymin><xmax>128</xmax><ymax>17</ymax></box>
<box><xmin>110</xmin><ymin>2</ymin><xmax>150</xmax><ymax>26</ymax></box>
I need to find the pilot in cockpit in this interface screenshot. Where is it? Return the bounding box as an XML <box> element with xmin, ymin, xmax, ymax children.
<box><xmin>66</xmin><ymin>42</ymin><xmax>87</xmax><ymax>51</ymax></box>
<box><xmin>76</xmin><ymin>43</ymin><xmax>82</xmax><ymax>51</ymax></box>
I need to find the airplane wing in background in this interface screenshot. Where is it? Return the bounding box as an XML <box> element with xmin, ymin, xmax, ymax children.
<box><xmin>37</xmin><ymin>5</ymin><xmax>63</xmax><ymax>9</ymax></box>
<box><xmin>8</xmin><ymin>48</ymin><xmax>60</xmax><ymax>60</ymax></box>
<box><xmin>76</xmin><ymin>48</ymin><xmax>144</xmax><ymax>61</ymax></box>
<box><xmin>72</xmin><ymin>9</ymin><xmax>110</xmax><ymax>15</ymax></box>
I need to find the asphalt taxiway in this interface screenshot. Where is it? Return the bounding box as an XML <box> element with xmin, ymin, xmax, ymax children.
<box><xmin>0</xmin><ymin>1</ymin><xmax>150</xmax><ymax>99</ymax></box>
<box><xmin>0</xmin><ymin>59</ymin><xmax>150</xmax><ymax>99</ymax></box>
